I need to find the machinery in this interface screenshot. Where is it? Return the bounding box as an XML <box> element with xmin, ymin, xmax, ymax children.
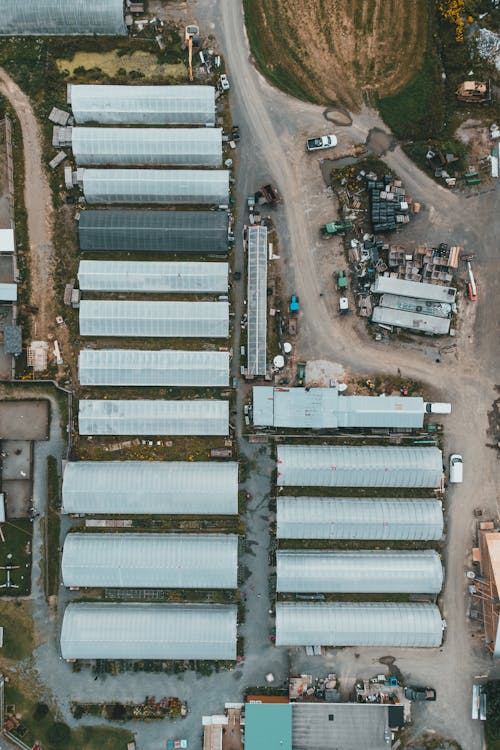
<box><xmin>185</xmin><ymin>25</ymin><xmax>199</xmax><ymax>82</ymax></box>
<box><xmin>321</xmin><ymin>219</ymin><xmax>353</xmax><ymax>238</ymax></box>
<box><xmin>456</xmin><ymin>80</ymin><xmax>491</xmax><ymax>104</ymax></box>
<box><xmin>467</xmin><ymin>260</ymin><xmax>477</xmax><ymax>301</ymax></box>
<box><xmin>336</xmin><ymin>269</ymin><xmax>348</xmax><ymax>291</ymax></box>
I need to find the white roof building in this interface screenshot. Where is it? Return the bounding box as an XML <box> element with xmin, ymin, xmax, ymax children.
<box><xmin>372</xmin><ymin>276</ymin><xmax>457</xmax><ymax>303</ymax></box>
<box><xmin>78</xmin><ymin>260</ymin><xmax>228</xmax><ymax>293</ymax></box>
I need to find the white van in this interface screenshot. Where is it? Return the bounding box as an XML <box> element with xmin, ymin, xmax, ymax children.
<box><xmin>449</xmin><ymin>454</ymin><xmax>463</xmax><ymax>483</ymax></box>
<box><xmin>425</xmin><ymin>402</ymin><xmax>452</xmax><ymax>414</ymax></box>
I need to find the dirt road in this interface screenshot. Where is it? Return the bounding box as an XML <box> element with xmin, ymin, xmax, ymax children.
<box><xmin>0</xmin><ymin>68</ymin><xmax>54</xmax><ymax>340</ymax></box>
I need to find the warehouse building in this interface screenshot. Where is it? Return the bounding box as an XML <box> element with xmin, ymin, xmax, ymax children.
<box><xmin>78</xmin><ymin>210</ymin><xmax>229</xmax><ymax>254</ymax></box>
<box><xmin>472</xmin><ymin>525</ymin><xmax>500</xmax><ymax>658</ymax></box>
<box><xmin>62</xmin><ymin>533</ymin><xmax>238</xmax><ymax>589</ymax></box>
<box><xmin>79</xmin><ymin>300</ymin><xmax>229</xmax><ymax>338</ymax></box>
<box><xmin>372</xmin><ymin>276</ymin><xmax>457</xmax><ymax>304</ymax></box>
<box><xmin>72</xmin><ymin>127</ymin><xmax>222</xmax><ymax>167</ymax></box>
<box><xmin>78</xmin><ymin>399</ymin><xmax>229</xmax><ymax>436</ymax></box>
<box><xmin>247</xmin><ymin>225</ymin><xmax>268</xmax><ymax>377</ymax></box>
<box><xmin>276</xmin><ymin>497</ymin><xmax>444</xmax><ymax>541</ymax></box>
<box><xmin>372</xmin><ymin>306</ymin><xmax>451</xmax><ymax>336</ymax></box>
<box><xmin>0</xmin><ymin>0</ymin><xmax>126</xmax><ymax>35</ymax></box>
<box><xmin>78</xmin><ymin>349</ymin><xmax>229</xmax><ymax>387</ymax></box>
<box><xmin>62</xmin><ymin>461</ymin><xmax>238</xmax><ymax>516</ymax></box>
<box><xmin>253</xmin><ymin>387</ymin><xmax>425</xmax><ymax>429</ymax></box>
<box><xmin>276</xmin><ymin>445</ymin><xmax>443</xmax><ymax>488</ymax></box>
<box><xmin>276</xmin><ymin>550</ymin><xmax>443</xmax><ymax>594</ymax></box>
<box><xmin>69</xmin><ymin>84</ymin><xmax>216</xmax><ymax>126</ymax></box>
<box><xmin>60</xmin><ymin>602</ymin><xmax>237</xmax><ymax>660</ymax></box>
<box><xmin>78</xmin><ymin>260</ymin><xmax>228</xmax><ymax>293</ymax></box>
<box><xmin>81</xmin><ymin>169</ymin><xmax>229</xmax><ymax>205</ymax></box>
<box><xmin>275</xmin><ymin>602</ymin><xmax>444</xmax><ymax>648</ymax></box>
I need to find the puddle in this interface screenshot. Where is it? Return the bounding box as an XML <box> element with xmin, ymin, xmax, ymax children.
<box><xmin>57</xmin><ymin>50</ymin><xmax>186</xmax><ymax>80</ymax></box>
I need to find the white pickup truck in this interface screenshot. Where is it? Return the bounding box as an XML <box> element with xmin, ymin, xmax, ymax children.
<box><xmin>306</xmin><ymin>134</ymin><xmax>338</xmax><ymax>152</ymax></box>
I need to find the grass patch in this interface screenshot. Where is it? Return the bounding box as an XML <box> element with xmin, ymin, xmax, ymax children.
<box><xmin>45</xmin><ymin>455</ymin><xmax>61</xmax><ymax>600</ymax></box>
<box><xmin>0</xmin><ymin>600</ymin><xmax>33</xmax><ymax>661</ymax></box>
<box><xmin>0</xmin><ymin>519</ymin><xmax>33</xmax><ymax>597</ymax></box>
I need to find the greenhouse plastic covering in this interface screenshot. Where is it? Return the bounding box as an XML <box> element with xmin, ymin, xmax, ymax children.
<box><xmin>62</xmin><ymin>461</ymin><xmax>238</xmax><ymax>516</ymax></box>
<box><xmin>82</xmin><ymin>169</ymin><xmax>229</xmax><ymax>205</ymax></box>
<box><xmin>72</xmin><ymin>127</ymin><xmax>222</xmax><ymax>167</ymax></box>
<box><xmin>60</xmin><ymin>602</ymin><xmax>237</xmax><ymax>660</ymax></box>
<box><xmin>62</xmin><ymin>533</ymin><xmax>238</xmax><ymax>589</ymax></box>
<box><xmin>246</xmin><ymin>225</ymin><xmax>267</xmax><ymax>376</ymax></box>
<box><xmin>0</xmin><ymin>0</ymin><xmax>126</xmax><ymax>35</ymax></box>
<box><xmin>78</xmin><ymin>260</ymin><xmax>228</xmax><ymax>293</ymax></box>
<box><xmin>78</xmin><ymin>209</ymin><xmax>229</xmax><ymax>253</ymax></box>
<box><xmin>69</xmin><ymin>84</ymin><xmax>216</xmax><ymax>125</ymax></box>
<box><xmin>276</xmin><ymin>497</ymin><xmax>444</xmax><ymax>541</ymax></box>
<box><xmin>79</xmin><ymin>300</ymin><xmax>229</xmax><ymax>338</ymax></box>
<box><xmin>276</xmin><ymin>602</ymin><xmax>444</xmax><ymax>648</ymax></box>
<box><xmin>276</xmin><ymin>550</ymin><xmax>443</xmax><ymax>594</ymax></box>
<box><xmin>78</xmin><ymin>349</ymin><xmax>229</xmax><ymax>387</ymax></box>
<box><xmin>277</xmin><ymin>445</ymin><xmax>443</xmax><ymax>488</ymax></box>
<box><xmin>78</xmin><ymin>399</ymin><xmax>229</xmax><ymax>436</ymax></box>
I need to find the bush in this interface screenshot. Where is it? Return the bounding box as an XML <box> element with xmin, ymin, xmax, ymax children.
<box><xmin>45</xmin><ymin>722</ymin><xmax>71</xmax><ymax>748</ymax></box>
<box><xmin>33</xmin><ymin>702</ymin><xmax>49</xmax><ymax>721</ymax></box>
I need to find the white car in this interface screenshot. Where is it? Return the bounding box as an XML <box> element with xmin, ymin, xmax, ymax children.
<box><xmin>449</xmin><ymin>454</ymin><xmax>463</xmax><ymax>483</ymax></box>
<box><xmin>306</xmin><ymin>134</ymin><xmax>337</xmax><ymax>152</ymax></box>
<box><xmin>425</xmin><ymin>402</ymin><xmax>452</xmax><ymax>414</ymax></box>
<box><xmin>219</xmin><ymin>74</ymin><xmax>230</xmax><ymax>91</ymax></box>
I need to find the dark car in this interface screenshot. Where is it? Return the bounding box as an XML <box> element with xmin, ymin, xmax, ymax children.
<box><xmin>404</xmin><ymin>686</ymin><xmax>436</xmax><ymax>702</ymax></box>
<box><xmin>231</xmin><ymin>125</ymin><xmax>240</xmax><ymax>141</ymax></box>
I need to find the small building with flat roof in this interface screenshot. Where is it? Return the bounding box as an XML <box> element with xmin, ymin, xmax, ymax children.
<box><xmin>372</xmin><ymin>305</ymin><xmax>451</xmax><ymax>335</ymax></box>
<box><xmin>372</xmin><ymin>276</ymin><xmax>456</xmax><ymax>303</ymax></box>
<box><xmin>245</xmin><ymin>704</ymin><xmax>292</xmax><ymax>750</ymax></box>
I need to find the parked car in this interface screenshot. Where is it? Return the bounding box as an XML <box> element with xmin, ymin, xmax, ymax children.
<box><xmin>219</xmin><ymin>74</ymin><xmax>230</xmax><ymax>91</ymax></box>
<box><xmin>306</xmin><ymin>134</ymin><xmax>337</xmax><ymax>152</ymax></box>
<box><xmin>404</xmin><ymin>686</ymin><xmax>436</xmax><ymax>702</ymax></box>
<box><xmin>449</xmin><ymin>453</ymin><xmax>463</xmax><ymax>483</ymax></box>
<box><xmin>425</xmin><ymin>402</ymin><xmax>452</xmax><ymax>414</ymax></box>
<box><xmin>231</xmin><ymin>125</ymin><xmax>240</xmax><ymax>141</ymax></box>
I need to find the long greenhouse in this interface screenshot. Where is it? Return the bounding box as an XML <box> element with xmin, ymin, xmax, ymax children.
<box><xmin>62</xmin><ymin>533</ymin><xmax>238</xmax><ymax>589</ymax></box>
<box><xmin>78</xmin><ymin>260</ymin><xmax>228</xmax><ymax>293</ymax></box>
<box><xmin>72</xmin><ymin>127</ymin><xmax>222</xmax><ymax>167</ymax></box>
<box><xmin>61</xmin><ymin>461</ymin><xmax>238</xmax><ymax>516</ymax></box>
<box><xmin>0</xmin><ymin>0</ymin><xmax>126</xmax><ymax>35</ymax></box>
<box><xmin>78</xmin><ymin>399</ymin><xmax>229</xmax><ymax>436</ymax></box>
<box><xmin>69</xmin><ymin>84</ymin><xmax>216</xmax><ymax>125</ymax></box>
<box><xmin>82</xmin><ymin>169</ymin><xmax>229</xmax><ymax>205</ymax></box>
<box><xmin>78</xmin><ymin>349</ymin><xmax>230</xmax><ymax>387</ymax></box>
<box><xmin>246</xmin><ymin>225</ymin><xmax>268</xmax><ymax>377</ymax></box>
<box><xmin>79</xmin><ymin>300</ymin><xmax>229</xmax><ymax>338</ymax></box>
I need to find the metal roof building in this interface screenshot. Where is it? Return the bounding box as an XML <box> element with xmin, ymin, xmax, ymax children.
<box><xmin>379</xmin><ymin>294</ymin><xmax>452</xmax><ymax>319</ymax></box>
<box><xmin>292</xmin><ymin>703</ymin><xmax>402</xmax><ymax>750</ymax></box>
<box><xmin>253</xmin><ymin>387</ymin><xmax>425</xmax><ymax>429</ymax></box>
<box><xmin>0</xmin><ymin>284</ymin><xmax>17</xmax><ymax>302</ymax></box>
<box><xmin>277</xmin><ymin>445</ymin><xmax>443</xmax><ymax>488</ymax></box>
<box><xmin>276</xmin><ymin>550</ymin><xmax>443</xmax><ymax>593</ymax></box>
<box><xmin>69</xmin><ymin>85</ymin><xmax>216</xmax><ymax>126</ymax></box>
<box><xmin>78</xmin><ymin>349</ymin><xmax>229</xmax><ymax>387</ymax></box>
<box><xmin>79</xmin><ymin>300</ymin><xmax>229</xmax><ymax>338</ymax></box>
<box><xmin>78</xmin><ymin>209</ymin><xmax>228</xmax><ymax>254</ymax></box>
<box><xmin>276</xmin><ymin>497</ymin><xmax>444</xmax><ymax>541</ymax></box>
<box><xmin>78</xmin><ymin>260</ymin><xmax>228</xmax><ymax>293</ymax></box>
<box><xmin>62</xmin><ymin>461</ymin><xmax>238</xmax><ymax>516</ymax></box>
<box><xmin>372</xmin><ymin>276</ymin><xmax>457</xmax><ymax>303</ymax></box>
<box><xmin>0</xmin><ymin>0</ymin><xmax>126</xmax><ymax>35</ymax></box>
<box><xmin>72</xmin><ymin>127</ymin><xmax>222</xmax><ymax>167</ymax></box>
<box><xmin>247</xmin><ymin>225</ymin><xmax>268</xmax><ymax>377</ymax></box>
<box><xmin>82</xmin><ymin>169</ymin><xmax>229</xmax><ymax>205</ymax></box>
<box><xmin>372</xmin><ymin>306</ymin><xmax>451</xmax><ymax>335</ymax></box>
<box><xmin>62</xmin><ymin>533</ymin><xmax>238</xmax><ymax>589</ymax></box>
<box><xmin>275</xmin><ymin>602</ymin><xmax>443</xmax><ymax>647</ymax></box>
<box><xmin>60</xmin><ymin>602</ymin><xmax>237</xmax><ymax>660</ymax></box>
<box><xmin>78</xmin><ymin>399</ymin><xmax>229</xmax><ymax>436</ymax></box>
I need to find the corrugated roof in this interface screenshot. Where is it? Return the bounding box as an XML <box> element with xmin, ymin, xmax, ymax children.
<box><xmin>78</xmin><ymin>399</ymin><xmax>229</xmax><ymax>436</ymax></box>
<box><xmin>277</xmin><ymin>445</ymin><xmax>443</xmax><ymax>488</ymax></box>
<box><xmin>78</xmin><ymin>210</ymin><xmax>228</xmax><ymax>254</ymax></box>
<box><xmin>69</xmin><ymin>85</ymin><xmax>216</xmax><ymax>125</ymax></box>
<box><xmin>62</xmin><ymin>533</ymin><xmax>238</xmax><ymax>589</ymax></box>
<box><xmin>79</xmin><ymin>300</ymin><xmax>229</xmax><ymax>338</ymax></box>
<box><xmin>379</xmin><ymin>294</ymin><xmax>452</xmax><ymax>319</ymax></box>
<box><xmin>275</xmin><ymin>602</ymin><xmax>443</xmax><ymax>647</ymax></box>
<box><xmin>78</xmin><ymin>260</ymin><xmax>228</xmax><ymax>293</ymax></box>
<box><xmin>372</xmin><ymin>306</ymin><xmax>451</xmax><ymax>335</ymax></box>
<box><xmin>276</xmin><ymin>497</ymin><xmax>443</xmax><ymax>541</ymax></box>
<box><xmin>247</xmin><ymin>225</ymin><xmax>267</xmax><ymax>376</ymax></box>
<box><xmin>60</xmin><ymin>602</ymin><xmax>237</xmax><ymax>660</ymax></box>
<box><xmin>276</xmin><ymin>550</ymin><xmax>443</xmax><ymax>593</ymax></box>
<box><xmin>78</xmin><ymin>349</ymin><xmax>229</xmax><ymax>387</ymax></box>
<box><xmin>292</xmin><ymin>703</ymin><xmax>392</xmax><ymax>750</ymax></box>
<box><xmin>3</xmin><ymin>326</ymin><xmax>22</xmax><ymax>355</ymax></box>
<box><xmin>0</xmin><ymin>284</ymin><xmax>17</xmax><ymax>302</ymax></box>
<box><xmin>62</xmin><ymin>461</ymin><xmax>238</xmax><ymax>516</ymax></box>
<box><xmin>0</xmin><ymin>0</ymin><xmax>126</xmax><ymax>35</ymax></box>
<box><xmin>372</xmin><ymin>276</ymin><xmax>457</xmax><ymax>303</ymax></box>
<box><xmin>72</xmin><ymin>127</ymin><xmax>222</xmax><ymax>167</ymax></box>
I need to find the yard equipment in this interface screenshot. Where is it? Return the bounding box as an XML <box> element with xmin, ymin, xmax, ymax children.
<box><xmin>336</xmin><ymin>269</ymin><xmax>348</xmax><ymax>291</ymax></box>
<box><xmin>321</xmin><ymin>219</ymin><xmax>353</xmax><ymax>238</ymax></box>
<box><xmin>456</xmin><ymin>80</ymin><xmax>491</xmax><ymax>104</ymax></box>
<box><xmin>289</xmin><ymin>295</ymin><xmax>300</xmax><ymax>315</ymax></box>
<box><xmin>296</xmin><ymin>361</ymin><xmax>306</xmax><ymax>387</ymax></box>
<box><xmin>467</xmin><ymin>261</ymin><xmax>477</xmax><ymax>301</ymax></box>
<box><xmin>255</xmin><ymin>183</ymin><xmax>280</xmax><ymax>206</ymax></box>
<box><xmin>185</xmin><ymin>25</ymin><xmax>199</xmax><ymax>82</ymax></box>
<box><xmin>339</xmin><ymin>297</ymin><xmax>349</xmax><ymax>314</ymax></box>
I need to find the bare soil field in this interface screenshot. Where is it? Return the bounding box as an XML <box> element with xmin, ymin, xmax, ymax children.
<box><xmin>244</xmin><ymin>0</ymin><xmax>428</xmax><ymax>109</ymax></box>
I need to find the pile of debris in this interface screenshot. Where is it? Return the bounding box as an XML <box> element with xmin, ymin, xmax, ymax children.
<box><xmin>289</xmin><ymin>673</ymin><xmax>339</xmax><ymax>702</ymax></box>
<box><xmin>367</xmin><ymin>173</ymin><xmax>411</xmax><ymax>232</ymax></box>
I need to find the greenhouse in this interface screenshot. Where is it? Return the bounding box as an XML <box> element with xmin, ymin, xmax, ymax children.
<box><xmin>78</xmin><ymin>349</ymin><xmax>230</xmax><ymax>387</ymax></box>
<box><xmin>72</xmin><ymin>127</ymin><xmax>222</xmax><ymax>167</ymax></box>
<box><xmin>82</xmin><ymin>169</ymin><xmax>230</xmax><ymax>205</ymax></box>
<box><xmin>247</xmin><ymin>225</ymin><xmax>268</xmax><ymax>376</ymax></box>
<box><xmin>69</xmin><ymin>84</ymin><xmax>216</xmax><ymax>125</ymax></box>
<box><xmin>79</xmin><ymin>300</ymin><xmax>229</xmax><ymax>338</ymax></box>
<box><xmin>0</xmin><ymin>0</ymin><xmax>126</xmax><ymax>35</ymax></box>
<box><xmin>78</xmin><ymin>260</ymin><xmax>228</xmax><ymax>293</ymax></box>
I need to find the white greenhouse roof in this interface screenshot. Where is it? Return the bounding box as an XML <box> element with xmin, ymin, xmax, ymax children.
<box><xmin>72</xmin><ymin>127</ymin><xmax>222</xmax><ymax>167</ymax></box>
<box><xmin>372</xmin><ymin>306</ymin><xmax>451</xmax><ymax>335</ymax></box>
<box><xmin>62</xmin><ymin>533</ymin><xmax>238</xmax><ymax>589</ymax></box>
<box><xmin>78</xmin><ymin>399</ymin><xmax>229</xmax><ymax>436</ymax></box>
<box><xmin>60</xmin><ymin>602</ymin><xmax>237</xmax><ymax>660</ymax></box>
<box><xmin>372</xmin><ymin>276</ymin><xmax>457</xmax><ymax>303</ymax></box>
<box><xmin>0</xmin><ymin>284</ymin><xmax>17</xmax><ymax>302</ymax></box>
<box><xmin>253</xmin><ymin>387</ymin><xmax>425</xmax><ymax>429</ymax></box>
<box><xmin>275</xmin><ymin>602</ymin><xmax>443</xmax><ymax>648</ymax></box>
<box><xmin>79</xmin><ymin>300</ymin><xmax>229</xmax><ymax>338</ymax></box>
<box><xmin>82</xmin><ymin>169</ymin><xmax>229</xmax><ymax>205</ymax></box>
<box><xmin>62</xmin><ymin>461</ymin><xmax>238</xmax><ymax>516</ymax></box>
<box><xmin>276</xmin><ymin>497</ymin><xmax>444</xmax><ymax>541</ymax></box>
<box><xmin>78</xmin><ymin>260</ymin><xmax>228</xmax><ymax>293</ymax></box>
<box><xmin>69</xmin><ymin>85</ymin><xmax>216</xmax><ymax>125</ymax></box>
<box><xmin>276</xmin><ymin>550</ymin><xmax>443</xmax><ymax>594</ymax></box>
<box><xmin>0</xmin><ymin>0</ymin><xmax>126</xmax><ymax>35</ymax></box>
<box><xmin>247</xmin><ymin>225</ymin><xmax>267</xmax><ymax>376</ymax></box>
<box><xmin>276</xmin><ymin>445</ymin><xmax>443</xmax><ymax>488</ymax></box>
<box><xmin>78</xmin><ymin>349</ymin><xmax>229</xmax><ymax>387</ymax></box>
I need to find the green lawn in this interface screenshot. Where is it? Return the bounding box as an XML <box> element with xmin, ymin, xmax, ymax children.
<box><xmin>0</xmin><ymin>519</ymin><xmax>32</xmax><ymax>597</ymax></box>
